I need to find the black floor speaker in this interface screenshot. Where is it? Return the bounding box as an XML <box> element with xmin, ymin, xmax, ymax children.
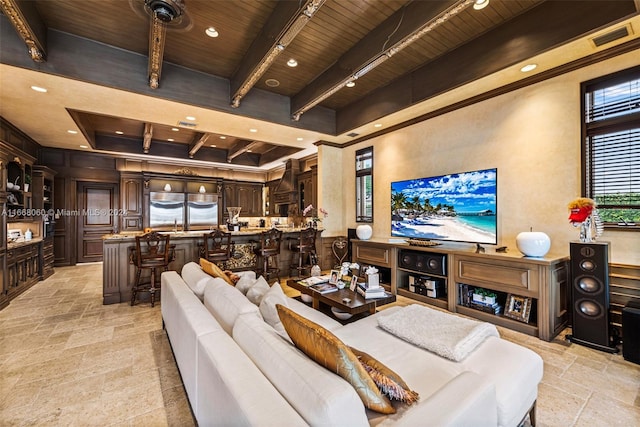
<box><xmin>623</xmin><ymin>300</ymin><xmax>640</xmax><ymax>364</ymax></box>
<box><xmin>566</xmin><ymin>241</ymin><xmax>618</xmax><ymax>353</ymax></box>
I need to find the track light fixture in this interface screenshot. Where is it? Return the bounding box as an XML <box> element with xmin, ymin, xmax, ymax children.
<box><xmin>291</xmin><ymin>0</ymin><xmax>477</xmax><ymax>121</ymax></box>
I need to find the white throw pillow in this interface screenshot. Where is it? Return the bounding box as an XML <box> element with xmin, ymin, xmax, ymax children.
<box><xmin>246</xmin><ymin>276</ymin><xmax>270</xmax><ymax>305</ymax></box>
<box><xmin>235</xmin><ymin>273</ymin><xmax>256</xmax><ymax>295</ymax></box>
<box><xmin>259</xmin><ymin>282</ymin><xmax>289</xmax><ymax>336</ymax></box>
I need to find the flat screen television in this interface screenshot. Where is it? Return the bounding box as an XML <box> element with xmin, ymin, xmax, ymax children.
<box><xmin>391</xmin><ymin>168</ymin><xmax>497</xmax><ymax>245</ymax></box>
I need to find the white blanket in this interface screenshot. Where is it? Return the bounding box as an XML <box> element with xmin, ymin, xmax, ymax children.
<box><xmin>377</xmin><ymin>304</ymin><xmax>499</xmax><ymax>362</ymax></box>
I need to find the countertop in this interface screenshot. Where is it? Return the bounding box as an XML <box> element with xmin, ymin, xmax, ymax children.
<box><xmin>7</xmin><ymin>237</ymin><xmax>43</xmax><ymax>249</ymax></box>
<box><xmin>102</xmin><ymin>227</ymin><xmax>323</xmax><ymax>240</ymax></box>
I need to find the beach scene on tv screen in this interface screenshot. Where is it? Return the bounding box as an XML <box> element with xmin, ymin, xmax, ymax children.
<box><xmin>391</xmin><ymin>168</ymin><xmax>497</xmax><ymax>244</ymax></box>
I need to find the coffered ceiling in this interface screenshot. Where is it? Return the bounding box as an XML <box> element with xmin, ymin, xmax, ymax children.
<box><xmin>1</xmin><ymin>0</ymin><xmax>639</xmax><ymax>171</ymax></box>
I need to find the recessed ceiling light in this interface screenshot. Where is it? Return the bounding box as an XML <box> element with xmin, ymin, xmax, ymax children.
<box><xmin>67</xmin><ymin>130</ymin><xmax>78</xmax><ymax>134</ymax></box>
<box><xmin>205</xmin><ymin>27</ymin><xmax>219</xmax><ymax>38</ymax></box>
<box><xmin>186</xmin><ymin>116</ymin><xmax>196</xmax><ymax>121</ymax></box>
<box><xmin>167</xmin><ymin>138</ymin><xmax>174</xmax><ymax>142</ymax></box>
<box><xmin>210</xmin><ymin>144</ymin><xmax>217</xmax><ymax>147</ymax></box>
<box><xmin>79</xmin><ymin>145</ymin><xmax>88</xmax><ymax>148</ymax></box>
<box><xmin>247</xmin><ymin>149</ymin><xmax>252</xmax><ymax>152</ymax></box>
<box><xmin>115</xmin><ymin>130</ymin><xmax>124</xmax><ymax>135</ymax></box>
<box><xmin>520</xmin><ymin>63</ymin><xmax>537</xmax><ymax>72</ymax></box>
<box><xmin>172</xmin><ymin>127</ymin><xmax>180</xmax><ymax>131</ymax></box>
<box><xmin>265</xmin><ymin>78</ymin><xmax>280</xmax><ymax>87</ymax></box>
<box><xmin>287</xmin><ymin>58</ymin><xmax>298</xmax><ymax>67</ymax></box>
<box><xmin>30</xmin><ymin>85</ymin><xmax>47</xmax><ymax>93</ymax></box>
<box><xmin>473</xmin><ymin>0</ymin><xmax>489</xmax><ymax>10</ymax></box>
<box><xmin>249</xmin><ymin>128</ymin><xmax>257</xmax><ymax>133</ymax></box>
<box><xmin>346</xmin><ymin>81</ymin><xmax>355</xmax><ymax>88</ymax></box>
<box><xmin>374</xmin><ymin>123</ymin><xmax>383</xmax><ymax>128</ymax></box>
<box><xmin>297</xmin><ymin>137</ymin><xmax>304</xmax><ymax>141</ymax></box>
<box><xmin>219</xmin><ymin>136</ymin><xmax>226</xmax><ymax>139</ymax></box>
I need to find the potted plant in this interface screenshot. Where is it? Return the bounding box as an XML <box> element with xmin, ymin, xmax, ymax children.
<box><xmin>472</xmin><ymin>288</ymin><xmax>497</xmax><ymax>305</ymax></box>
<box><xmin>23</xmin><ymin>173</ymin><xmax>31</xmax><ymax>192</ymax></box>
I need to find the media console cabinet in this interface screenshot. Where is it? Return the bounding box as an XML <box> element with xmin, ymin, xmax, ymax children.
<box><xmin>352</xmin><ymin>239</ymin><xmax>570</xmax><ymax>341</ymax></box>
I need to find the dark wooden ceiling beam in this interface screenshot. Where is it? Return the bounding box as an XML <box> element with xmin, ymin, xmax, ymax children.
<box><xmin>230</xmin><ymin>0</ymin><xmax>326</xmax><ymax>108</ymax></box>
<box><xmin>227</xmin><ymin>140</ymin><xmax>260</xmax><ymax>163</ymax></box>
<box><xmin>143</xmin><ymin>123</ymin><xmax>153</xmax><ymax>153</ymax></box>
<box><xmin>291</xmin><ymin>0</ymin><xmax>460</xmax><ymax>119</ymax></box>
<box><xmin>188</xmin><ymin>133</ymin><xmax>210</xmax><ymax>158</ymax></box>
<box><xmin>0</xmin><ymin>0</ymin><xmax>47</xmax><ymax>62</ymax></box>
<box><xmin>147</xmin><ymin>16</ymin><xmax>167</xmax><ymax>89</ymax></box>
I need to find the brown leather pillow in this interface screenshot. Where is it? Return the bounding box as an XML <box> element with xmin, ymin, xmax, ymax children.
<box><xmin>199</xmin><ymin>258</ymin><xmax>234</xmax><ymax>286</ymax></box>
<box><xmin>276</xmin><ymin>304</ymin><xmax>395</xmax><ymax>414</ymax></box>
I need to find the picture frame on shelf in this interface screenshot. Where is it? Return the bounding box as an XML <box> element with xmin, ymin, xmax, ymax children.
<box><xmin>504</xmin><ymin>294</ymin><xmax>532</xmax><ymax>323</ymax></box>
<box><xmin>349</xmin><ymin>275</ymin><xmax>358</xmax><ymax>292</ymax></box>
<box><xmin>329</xmin><ymin>269</ymin><xmax>340</xmax><ymax>285</ymax></box>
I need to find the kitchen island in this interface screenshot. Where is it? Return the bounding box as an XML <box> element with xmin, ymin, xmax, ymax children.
<box><xmin>102</xmin><ymin>227</ymin><xmax>322</xmax><ymax>304</ymax></box>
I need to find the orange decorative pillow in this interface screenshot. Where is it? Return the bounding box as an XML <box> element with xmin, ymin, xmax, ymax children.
<box><xmin>200</xmin><ymin>258</ymin><xmax>234</xmax><ymax>286</ymax></box>
<box><xmin>276</xmin><ymin>304</ymin><xmax>395</xmax><ymax>414</ymax></box>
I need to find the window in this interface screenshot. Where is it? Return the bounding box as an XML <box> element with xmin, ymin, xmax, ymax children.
<box><xmin>355</xmin><ymin>147</ymin><xmax>373</xmax><ymax>222</ymax></box>
<box><xmin>582</xmin><ymin>66</ymin><xmax>640</xmax><ymax>229</ymax></box>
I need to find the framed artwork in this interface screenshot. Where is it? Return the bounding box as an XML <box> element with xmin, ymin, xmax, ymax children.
<box><xmin>349</xmin><ymin>275</ymin><xmax>358</xmax><ymax>292</ymax></box>
<box><xmin>329</xmin><ymin>269</ymin><xmax>340</xmax><ymax>285</ymax></box>
<box><xmin>504</xmin><ymin>294</ymin><xmax>532</xmax><ymax>323</ymax></box>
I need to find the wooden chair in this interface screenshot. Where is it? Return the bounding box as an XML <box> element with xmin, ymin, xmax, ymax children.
<box><xmin>289</xmin><ymin>227</ymin><xmax>318</xmax><ymax>278</ymax></box>
<box><xmin>131</xmin><ymin>231</ymin><xmax>172</xmax><ymax>307</ymax></box>
<box><xmin>253</xmin><ymin>228</ymin><xmax>283</xmax><ymax>283</ymax></box>
<box><xmin>200</xmin><ymin>229</ymin><xmax>234</xmax><ymax>269</ymax></box>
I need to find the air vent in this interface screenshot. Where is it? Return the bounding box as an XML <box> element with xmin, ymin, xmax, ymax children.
<box><xmin>347</xmin><ymin>132</ymin><xmax>359</xmax><ymax>137</ymax></box>
<box><xmin>177</xmin><ymin>121</ymin><xmax>197</xmax><ymax>128</ymax></box>
<box><xmin>591</xmin><ymin>25</ymin><xmax>632</xmax><ymax>48</ymax></box>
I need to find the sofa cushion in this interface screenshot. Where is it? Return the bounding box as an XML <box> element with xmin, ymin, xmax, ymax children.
<box><xmin>180</xmin><ymin>262</ymin><xmax>216</xmax><ymax>301</ymax></box>
<box><xmin>203</xmin><ymin>281</ymin><xmax>261</xmax><ymax>335</ymax></box>
<box><xmin>276</xmin><ymin>304</ymin><xmax>395</xmax><ymax>414</ymax></box>
<box><xmin>259</xmin><ymin>282</ymin><xmax>288</xmax><ymax>337</ymax></box>
<box><xmin>233</xmin><ymin>313</ymin><xmax>369</xmax><ymax>426</ymax></box>
<box><xmin>235</xmin><ymin>273</ymin><xmax>256</xmax><ymax>295</ymax></box>
<box><xmin>200</xmin><ymin>257</ymin><xmax>234</xmax><ymax>286</ymax></box>
<box><xmin>246</xmin><ymin>276</ymin><xmax>270</xmax><ymax>305</ymax></box>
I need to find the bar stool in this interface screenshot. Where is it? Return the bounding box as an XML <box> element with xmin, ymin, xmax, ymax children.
<box><xmin>289</xmin><ymin>227</ymin><xmax>318</xmax><ymax>278</ymax></box>
<box><xmin>200</xmin><ymin>229</ymin><xmax>235</xmax><ymax>269</ymax></box>
<box><xmin>253</xmin><ymin>228</ymin><xmax>283</xmax><ymax>283</ymax></box>
<box><xmin>131</xmin><ymin>231</ymin><xmax>172</xmax><ymax>307</ymax></box>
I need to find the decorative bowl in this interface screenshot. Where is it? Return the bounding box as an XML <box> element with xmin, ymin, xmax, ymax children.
<box><xmin>331</xmin><ymin>307</ymin><xmax>353</xmax><ymax>320</ymax></box>
<box><xmin>516</xmin><ymin>231</ymin><xmax>551</xmax><ymax>257</ymax></box>
<box><xmin>300</xmin><ymin>294</ymin><xmax>313</xmax><ymax>303</ymax></box>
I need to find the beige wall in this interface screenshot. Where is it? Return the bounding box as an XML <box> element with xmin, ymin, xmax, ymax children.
<box><xmin>319</xmin><ymin>50</ymin><xmax>639</xmax><ymax>266</ymax></box>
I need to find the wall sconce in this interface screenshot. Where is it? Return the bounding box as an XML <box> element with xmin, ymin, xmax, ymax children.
<box><xmin>199</xmin><ymin>185</ymin><xmax>206</xmax><ymax>193</ymax></box>
<box><xmin>164</xmin><ymin>183</ymin><xmax>172</xmax><ymax>192</ymax></box>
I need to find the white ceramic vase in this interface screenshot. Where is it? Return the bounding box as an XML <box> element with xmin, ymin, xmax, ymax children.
<box><xmin>356</xmin><ymin>224</ymin><xmax>373</xmax><ymax>240</ymax></box>
<box><xmin>516</xmin><ymin>231</ymin><xmax>551</xmax><ymax>257</ymax></box>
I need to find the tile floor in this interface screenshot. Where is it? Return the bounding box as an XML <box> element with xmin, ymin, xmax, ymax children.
<box><xmin>0</xmin><ymin>263</ymin><xmax>639</xmax><ymax>426</ymax></box>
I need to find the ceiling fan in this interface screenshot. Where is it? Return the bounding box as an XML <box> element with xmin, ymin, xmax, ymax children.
<box><xmin>129</xmin><ymin>0</ymin><xmax>193</xmax><ymax>88</ymax></box>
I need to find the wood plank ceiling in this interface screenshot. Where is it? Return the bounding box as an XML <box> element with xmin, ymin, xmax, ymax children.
<box><xmin>1</xmin><ymin>0</ymin><xmax>638</xmax><ymax>167</ymax></box>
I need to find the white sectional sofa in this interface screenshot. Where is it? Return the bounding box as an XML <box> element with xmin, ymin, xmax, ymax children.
<box><xmin>161</xmin><ymin>262</ymin><xmax>543</xmax><ymax>427</ymax></box>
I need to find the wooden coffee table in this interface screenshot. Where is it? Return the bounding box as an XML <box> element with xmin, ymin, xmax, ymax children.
<box><xmin>287</xmin><ymin>279</ymin><xmax>396</xmax><ymax>318</ymax></box>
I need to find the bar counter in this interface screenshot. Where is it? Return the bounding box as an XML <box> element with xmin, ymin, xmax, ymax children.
<box><xmin>102</xmin><ymin>227</ymin><xmax>322</xmax><ymax>304</ymax></box>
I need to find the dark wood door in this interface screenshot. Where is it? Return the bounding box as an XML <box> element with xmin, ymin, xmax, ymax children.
<box><xmin>77</xmin><ymin>181</ymin><xmax>118</xmax><ymax>263</ymax></box>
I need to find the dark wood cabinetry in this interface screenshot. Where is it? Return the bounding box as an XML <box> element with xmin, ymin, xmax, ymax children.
<box><xmin>297</xmin><ymin>166</ymin><xmax>317</xmax><ymax>211</ymax></box>
<box><xmin>120</xmin><ymin>173</ymin><xmax>144</xmax><ymax>231</ymax></box>
<box><xmin>6</xmin><ymin>242</ymin><xmax>40</xmax><ymax>299</ymax></box>
<box><xmin>223</xmin><ymin>180</ymin><xmax>263</xmax><ymax>218</ymax></box>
